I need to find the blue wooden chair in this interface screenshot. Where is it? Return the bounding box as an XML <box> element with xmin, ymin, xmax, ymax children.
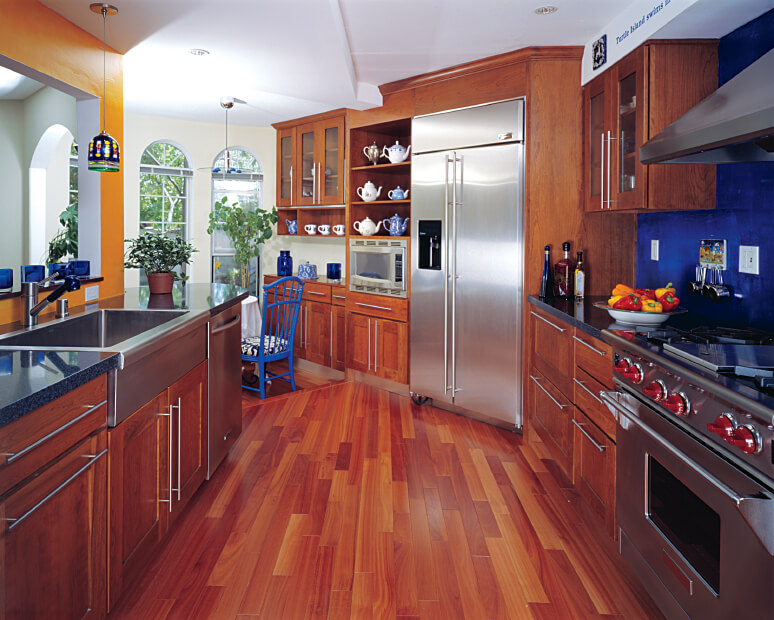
<box><xmin>241</xmin><ymin>276</ymin><xmax>305</xmax><ymax>399</ymax></box>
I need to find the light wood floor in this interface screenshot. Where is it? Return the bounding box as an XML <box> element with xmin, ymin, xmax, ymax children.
<box><xmin>109</xmin><ymin>381</ymin><xmax>663</xmax><ymax>619</ymax></box>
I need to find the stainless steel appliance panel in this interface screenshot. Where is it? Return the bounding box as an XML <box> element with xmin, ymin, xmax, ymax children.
<box><xmin>410</xmin><ymin>152</ymin><xmax>453</xmax><ymax>405</ymax></box>
<box><xmin>207</xmin><ymin>304</ymin><xmax>243</xmax><ymax>478</ymax></box>
<box><xmin>451</xmin><ymin>144</ymin><xmax>523</xmax><ymax>425</ymax></box>
<box><xmin>413</xmin><ymin>99</ymin><xmax>525</xmax><ymax>154</ymax></box>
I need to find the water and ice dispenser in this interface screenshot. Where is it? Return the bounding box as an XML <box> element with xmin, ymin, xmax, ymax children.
<box><xmin>418</xmin><ymin>220</ymin><xmax>441</xmax><ymax>270</ymax></box>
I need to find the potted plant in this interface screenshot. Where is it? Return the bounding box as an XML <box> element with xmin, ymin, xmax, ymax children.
<box><xmin>207</xmin><ymin>197</ymin><xmax>278</xmax><ymax>289</ymax></box>
<box><xmin>124</xmin><ymin>232</ymin><xmax>197</xmax><ymax>294</ymax></box>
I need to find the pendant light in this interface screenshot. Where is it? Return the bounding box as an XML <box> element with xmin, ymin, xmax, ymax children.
<box><xmin>213</xmin><ymin>96</ymin><xmax>235</xmax><ymax>173</ymax></box>
<box><xmin>88</xmin><ymin>3</ymin><xmax>120</xmax><ymax>172</ymax></box>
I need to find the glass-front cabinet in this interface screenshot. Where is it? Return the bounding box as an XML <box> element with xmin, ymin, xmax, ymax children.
<box><xmin>276</xmin><ymin>127</ymin><xmax>294</xmax><ymax>207</ymax></box>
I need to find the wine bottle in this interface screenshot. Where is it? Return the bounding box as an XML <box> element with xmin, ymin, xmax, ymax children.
<box><xmin>574</xmin><ymin>251</ymin><xmax>585</xmax><ymax>300</ymax></box>
<box><xmin>539</xmin><ymin>245</ymin><xmax>553</xmax><ymax>300</ymax></box>
<box><xmin>553</xmin><ymin>242</ymin><xmax>575</xmax><ymax>298</ymax></box>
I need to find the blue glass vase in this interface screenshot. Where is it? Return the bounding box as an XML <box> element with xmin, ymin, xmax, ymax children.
<box><xmin>277</xmin><ymin>251</ymin><xmax>293</xmax><ymax>277</ymax></box>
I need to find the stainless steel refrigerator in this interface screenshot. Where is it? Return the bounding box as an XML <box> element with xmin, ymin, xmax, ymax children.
<box><xmin>410</xmin><ymin>99</ymin><xmax>525</xmax><ymax>429</ymax></box>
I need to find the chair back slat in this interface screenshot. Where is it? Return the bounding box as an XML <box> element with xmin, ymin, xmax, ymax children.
<box><xmin>260</xmin><ymin>276</ymin><xmax>304</xmax><ymax>354</ymax></box>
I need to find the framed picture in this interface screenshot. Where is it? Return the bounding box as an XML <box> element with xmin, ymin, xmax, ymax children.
<box><xmin>593</xmin><ymin>35</ymin><xmax>607</xmax><ymax>70</ymax></box>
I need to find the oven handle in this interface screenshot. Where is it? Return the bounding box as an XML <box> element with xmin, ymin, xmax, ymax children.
<box><xmin>601</xmin><ymin>390</ymin><xmax>774</xmax><ymax>555</ymax></box>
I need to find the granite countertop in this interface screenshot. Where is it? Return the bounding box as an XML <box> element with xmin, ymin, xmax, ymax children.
<box><xmin>0</xmin><ymin>282</ymin><xmax>247</xmax><ymax>428</ymax></box>
<box><xmin>527</xmin><ymin>295</ymin><xmax>614</xmax><ymax>339</ymax></box>
<box><xmin>264</xmin><ymin>273</ymin><xmax>346</xmax><ymax>288</ymax></box>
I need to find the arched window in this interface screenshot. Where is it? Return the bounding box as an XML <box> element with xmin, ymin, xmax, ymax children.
<box><xmin>139</xmin><ymin>141</ymin><xmax>192</xmax><ymax>282</ymax></box>
<box><xmin>211</xmin><ymin>147</ymin><xmax>263</xmax><ymax>294</ymax></box>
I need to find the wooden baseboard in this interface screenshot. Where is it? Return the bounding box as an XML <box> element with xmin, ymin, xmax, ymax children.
<box><xmin>293</xmin><ymin>358</ymin><xmax>346</xmax><ymax>381</ymax></box>
<box><xmin>346</xmin><ymin>369</ymin><xmax>409</xmax><ymax>396</ymax></box>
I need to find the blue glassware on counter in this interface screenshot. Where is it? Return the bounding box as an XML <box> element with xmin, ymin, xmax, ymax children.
<box><xmin>70</xmin><ymin>260</ymin><xmax>91</xmax><ymax>277</ymax></box>
<box><xmin>21</xmin><ymin>264</ymin><xmax>45</xmax><ymax>283</ymax></box>
<box><xmin>277</xmin><ymin>250</ymin><xmax>293</xmax><ymax>277</ymax></box>
<box><xmin>326</xmin><ymin>263</ymin><xmax>341</xmax><ymax>281</ymax></box>
<box><xmin>48</xmin><ymin>262</ymin><xmax>75</xmax><ymax>280</ymax></box>
<box><xmin>298</xmin><ymin>261</ymin><xmax>317</xmax><ymax>279</ymax></box>
<box><xmin>0</xmin><ymin>268</ymin><xmax>12</xmax><ymax>290</ymax></box>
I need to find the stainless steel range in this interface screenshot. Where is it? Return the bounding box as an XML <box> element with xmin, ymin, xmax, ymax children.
<box><xmin>600</xmin><ymin>323</ymin><xmax>774</xmax><ymax>620</ymax></box>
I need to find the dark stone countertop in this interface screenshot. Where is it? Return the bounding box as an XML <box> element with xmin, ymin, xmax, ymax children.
<box><xmin>527</xmin><ymin>295</ymin><xmax>615</xmax><ymax>339</ymax></box>
<box><xmin>0</xmin><ymin>283</ymin><xmax>247</xmax><ymax>428</ymax></box>
<box><xmin>264</xmin><ymin>273</ymin><xmax>346</xmax><ymax>288</ymax></box>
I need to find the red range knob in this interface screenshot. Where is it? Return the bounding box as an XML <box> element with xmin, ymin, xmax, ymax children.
<box><xmin>706</xmin><ymin>414</ymin><xmax>736</xmax><ymax>439</ymax></box>
<box><xmin>613</xmin><ymin>359</ymin><xmax>629</xmax><ymax>374</ymax></box>
<box><xmin>729</xmin><ymin>425</ymin><xmax>760</xmax><ymax>455</ymax></box>
<box><xmin>643</xmin><ymin>380</ymin><xmax>666</xmax><ymax>401</ymax></box>
<box><xmin>622</xmin><ymin>364</ymin><xmax>643</xmax><ymax>384</ymax></box>
<box><xmin>663</xmin><ymin>392</ymin><xmax>690</xmax><ymax>416</ymax></box>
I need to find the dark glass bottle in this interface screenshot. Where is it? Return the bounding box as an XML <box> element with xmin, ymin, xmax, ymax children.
<box><xmin>553</xmin><ymin>241</ymin><xmax>575</xmax><ymax>298</ymax></box>
<box><xmin>277</xmin><ymin>250</ymin><xmax>293</xmax><ymax>277</ymax></box>
<box><xmin>539</xmin><ymin>245</ymin><xmax>553</xmax><ymax>300</ymax></box>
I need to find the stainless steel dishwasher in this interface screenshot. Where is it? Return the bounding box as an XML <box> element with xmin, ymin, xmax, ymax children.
<box><xmin>207</xmin><ymin>303</ymin><xmax>242</xmax><ymax>478</ymax></box>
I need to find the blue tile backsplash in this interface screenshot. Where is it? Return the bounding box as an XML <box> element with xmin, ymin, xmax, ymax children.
<box><xmin>636</xmin><ymin>8</ymin><xmax>774</xmax><ymax>331</ymax></box>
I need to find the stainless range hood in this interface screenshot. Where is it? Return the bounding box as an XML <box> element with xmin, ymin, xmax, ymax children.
<box><xmin>640</xmin><ymin>48</ymin><xmax>774</xmax><ymax>164</ymax></box>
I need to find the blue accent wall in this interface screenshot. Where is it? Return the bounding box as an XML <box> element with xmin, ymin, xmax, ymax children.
<box><xmin>636</xmin><ymin>8</ymin><xmax>774</xmax><ymax>330</ymax></box>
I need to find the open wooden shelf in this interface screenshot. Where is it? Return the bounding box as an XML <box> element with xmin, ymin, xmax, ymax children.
<box><xmin>351</xmin><ymin>200</ymin><xmax>410</xmax><ymax>206</ymax></box>
<box><xmin>351</xmin><ymin>235</ymin><xmax>409</xmax><ymax>240</ymax></box>
<box><xmin>351</xmin><ymin>161</ymin><xmax>410</xmax><ymax>172</ymax></box>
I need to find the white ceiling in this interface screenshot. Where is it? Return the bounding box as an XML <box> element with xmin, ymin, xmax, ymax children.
<box><xmin>36</xmin><ymin>0</ymin><xmax>774</xmax><ymax>126</ymax></box>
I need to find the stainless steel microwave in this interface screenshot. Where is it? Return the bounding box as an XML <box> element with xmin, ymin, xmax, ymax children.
<box><xmin>349</xmin><ymin>238</ymin><xmax>407</xmax><ymax>298</ymax></box>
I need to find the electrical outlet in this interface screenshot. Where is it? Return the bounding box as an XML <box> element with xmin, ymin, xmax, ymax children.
<box><xmin>739</xmin><ymin>245</ymin><xmax>759</xmax><ymax>275</ymax></box>
<box><xmin>84</xmin><ymin>285</ymin><xmax>99</xmax><ymax>302</ymax></box>
<box><xmin>650</xmin><ymin>239</ymin><xmax>659</xmax><ymax>261</ymax></box>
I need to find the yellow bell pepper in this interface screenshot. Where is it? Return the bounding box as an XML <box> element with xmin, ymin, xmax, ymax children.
<box><xmin>612</xmin><ymin>284</ymin><xmax>635</xmax><ymax>297</ymax></box>
<box><xmin>641</xmin><ymin>300</ymin><xmax>663</xmax><ymax>313</ymax></box>
<box><xmin>655</xmin><ymin>282</ymin><xmax>676</xmax><ymax>299</ymax></box>
<box><xmin>608</xmin><ymin>295</ymin><xmax>624</xmax><ymax>307</ymax></box>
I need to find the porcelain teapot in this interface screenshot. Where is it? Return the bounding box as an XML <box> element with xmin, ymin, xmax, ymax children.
<box><xmin>387</xmin><ymin>186</ymin><xmax>409</xmax><ymax>200</ymax></box>
<box><xmin>382</xmin><ymin>213</ymin><xmax>410</xmax><ymax>237</ymax></box>
<box><xmin>382</xmin><ymin>140</ymin><xmax>411</xmax><ymax>163</ymax></box>
<box><xmin>353</xmin><ymin>216</ymin><xmax>382</xmax><ymax>236</ymax></box>
<box><xmin>356</xmin><ymin>180</ymin><xmax>382</xmax><ymax>202</ymax></box>
<box><xmin>363</xmin><ymin>141</ymin><xmax>381</xmax><ymax>165</ymax></box>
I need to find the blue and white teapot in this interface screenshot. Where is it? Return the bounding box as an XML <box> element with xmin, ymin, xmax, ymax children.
<box><xmin>382</xmin><ymin>213</ymin><xmax>410</xmax><ymax>237</ymax></box>
<box><xmin>381</xmin><ymin>141</ymin><xmax>411</xmax><ymax>163</ymax></box>
<box><xmin>387</xmin><ymin>186</ymin><xmax>409</xmax><ymax>200</ymax></box>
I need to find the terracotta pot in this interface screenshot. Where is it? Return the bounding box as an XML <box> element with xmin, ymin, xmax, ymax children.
<box><xmin>147</xmin><ymin>272</ymin><xmax>174</xmax><ymax>295</ymax></box>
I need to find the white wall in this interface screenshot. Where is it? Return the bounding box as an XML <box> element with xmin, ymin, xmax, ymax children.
<box><xmin>123</xmin><ymin>112</ymin><xmax>346</xmax><ymax>288</ymax></box>
<box><xmin>0</xmin><ymin>101</ymin><xmax>24</xmax><ymax>271</ymax></box>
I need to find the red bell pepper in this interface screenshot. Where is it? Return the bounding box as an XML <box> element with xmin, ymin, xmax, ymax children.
<box><xmin>635</xmin><ymin>288</ymin><xmax>657</xmax><ymax>300</ymax></box>
<box><xmin>658</xmin><ymin>292</ymin><xmax>680</xmax><ymax>312</ymax></box>
<box><xmin>613</xmin><ymin>294</ymin><xmax>643</xmax><ymax>311</ymax></box>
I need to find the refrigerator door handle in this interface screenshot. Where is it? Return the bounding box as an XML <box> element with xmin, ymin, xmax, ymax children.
<box><xmin>444</xmin><ymin>153</ymin><xmax>451</xmax><ymax>395</ymax></box>
<box><xmin>451</xmin><ymin>152</ymin><xmax>461</xmax><ymax>395</ymax></box>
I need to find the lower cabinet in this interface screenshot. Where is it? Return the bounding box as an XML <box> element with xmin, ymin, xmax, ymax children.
<box><xmin>331</xmin><ymin>304</ymin><xmax>346</xmax><ymax>371</ymax></box>
<box><xmin>345</xmin><ymin>311</ymin><xmax>408</xmax><ymax>383</ymax></box>
<box><xmin>304</xmin><ymin>300</ymin><xmax>332</xmax><ymax>366</ymax></box>
<box><xmin>529</xmin><ymin>368</ymin><xmax>574</xmax><ymax>477</ymax></box>
<box><xmin>108</xmin><ymin>362</ymin><xmax>207</xmax><ymax>609</ymax></box>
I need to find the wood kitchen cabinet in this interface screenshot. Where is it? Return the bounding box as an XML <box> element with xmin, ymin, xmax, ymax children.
<box><xmin>345</xmin><ymin>311</ymin><xmax>408</xmax><ymax>383</ymax></box>
<box><xmin>1</xmin><ymin>377</ymin><xmax>108</xmax><ymax>620</ymax></box>
<box><xmin>530</xmin><ymin>366</ymin><xmax>574</xmax><ymax>477</ymax></box>
<box><xmin>583</xmin><ymin>40</ymin><xmax>717</xmax><ymax>212</ymax></box>
<box><xmin>108</xmin><ymin>361</ymin><xmax>207</xmax><ymax>608</ymax></box>
<box><xmin>331</xmin><ymin>303</ymin><xmax>346</xmax><ymax>371</ymax></box>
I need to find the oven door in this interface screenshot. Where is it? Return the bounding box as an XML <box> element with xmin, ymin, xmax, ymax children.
<box><xmin>601</xmin><ymin>389</ymin><xmax>774</xmax><ymax>620</ymax></box>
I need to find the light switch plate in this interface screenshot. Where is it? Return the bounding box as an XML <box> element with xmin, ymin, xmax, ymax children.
<box><xmin>84</xmin><ymin>285</ymin><xmax>99</xmax><ymax>302</ymax></box>
<box><xmin>739</xmin><ymin>245</ymin><xmax>759</xmax><ymax>275</ymax></box>
<box><xmin>650</xmin><ymin>240</ymin><xmax>659</xmax><ymax>261</ymax></box>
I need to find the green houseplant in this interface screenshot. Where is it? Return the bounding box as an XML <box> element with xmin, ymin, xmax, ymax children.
<box><xmin>124</xmin><ymin>232</ymin><xmax>197</xmax><ymax>294</ymax></box>
<box><xmin>207</xmin><ymin>197</ymin><xmax>278</xmax><ymax>289</ymax></box>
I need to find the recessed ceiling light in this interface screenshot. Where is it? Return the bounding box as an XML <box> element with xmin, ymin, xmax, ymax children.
<box><xmin>189</xmin><ymin>48</ymin><xmax>210</xmax><ymax>56</ymax></box>
<box><xmin>534</xmin><ymin>5</ymin><xmax>558</xmax><ymax>15</ymax></box>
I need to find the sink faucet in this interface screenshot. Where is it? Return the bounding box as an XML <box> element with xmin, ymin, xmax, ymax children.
<box><xmin>22</xmin><ymin>272</ymin><xmax>81</xmax><ymax>326</ymax></box>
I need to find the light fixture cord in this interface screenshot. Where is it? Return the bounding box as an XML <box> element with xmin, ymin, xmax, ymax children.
<box><xmin>225</xmin><ymin>106</ymin><xmax>229</xmax><ymax>170</ymax></box>
<box><xmin>102</xmin><ymin>6</ymin><xmax>107</xmax><ymax>132</ymax></box>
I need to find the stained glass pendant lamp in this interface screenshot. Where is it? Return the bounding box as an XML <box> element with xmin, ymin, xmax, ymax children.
<box><xmin>88</xmin><ymin>3</ymin><xmax>120</xmax><ymax>172</ymax></box>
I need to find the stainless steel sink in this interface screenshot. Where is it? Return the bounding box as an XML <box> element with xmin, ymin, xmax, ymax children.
<box><xmin>0</xmin><ymin>310</ymin><xmax>188</xmax><ymax>348</ymax></box>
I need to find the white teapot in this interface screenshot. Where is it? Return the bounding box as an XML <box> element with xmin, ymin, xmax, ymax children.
<box><xmin>356</xmin><ymin>180</ymin><xmax>382</xmax><ymax>202</ymax></box>
<box><xmin>353</xmin><ymin>216</ymin><xmax>382</xmax><ymax>236</ymax></box>
<box><xmin>382</xmin><ymin>141</ymin><xmax>411</xmax><ymax>163</ymax></box>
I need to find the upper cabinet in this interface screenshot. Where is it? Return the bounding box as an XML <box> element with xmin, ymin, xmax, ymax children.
<box><xmin>274</xmin><ymin>112</ymin><xmax>346</xmax><ymax>209</ymax></box>
<box><xmin>583</xmin><ymin>41</ymin><xmax>718</xmax><ymax>212</ymax></box>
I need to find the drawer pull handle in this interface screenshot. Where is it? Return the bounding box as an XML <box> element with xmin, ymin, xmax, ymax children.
<box><xmin>4</xmin><ymin>400</ymin><xmax>107</xmax><ymax>464</ymax></box>
<box><xmin>333</xmin><ymin>295</ymin><xmax>346</xmax><ymax>300</ymax></box>
<box><xmin>573</xmin><ymin>377</ymin><xmax>604</xmax><ymax>405</ymax></box>
<box><xmin>4</xmin><ymin>449</ymin><xmax>107</xmax><ymax>531</ymax></box>
<box><xmin>529</xmin><ymin>375</ymin><xmax>567</xmax><ymax>409</ymax></box>
<box><xmin>530</xmin><ymin>311</ymin><xmax>566</xmax><ymax>333</ymax></box>
<box><xmin>573</xmin><ymin>335</ymin><xmax>607</xmax><ymax>357</ymax></box>
<box><xmin>307</xmin><ymin>291</ymin><xmax>326</xmax><ymax>296</ymax></box>
<box><xmin>572</xmin><ymin>419</ymin><xmax>606</xmax><ymax>452</ymax></box>
<box><xmin>356</xmin><ymin>302</ymin><xmax>392</xmax><ymax>312</ymax></box>
<box><xmin>211</xmin><ymin>313</ymin><xmax>241</xmax><ymax>334</ymax></box>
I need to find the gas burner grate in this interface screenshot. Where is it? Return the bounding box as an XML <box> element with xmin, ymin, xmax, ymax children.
<box><xmin>688</xmin><ymin>326</ymin><xmax>774</xmax><ymax>345</ymax></box>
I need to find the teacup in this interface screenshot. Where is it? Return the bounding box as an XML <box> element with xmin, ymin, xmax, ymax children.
<box><xmin>332</xmin><ymin>224</ymin><xmax>345</xmax><ymax>236</ymax></box>
<box><xmin>304</xmin><ymin>224</ymin><xmax>317</xmax><ymax>235</ymax></box>
<box><xmin>318</xmin><ymin>224</ymin><xmax>331</xmax><ymax>235</ymax></box>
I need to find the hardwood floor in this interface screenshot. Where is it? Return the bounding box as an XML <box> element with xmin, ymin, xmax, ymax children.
<box><xmin>242</xmin><ymin>360</ymin><xmax>343</xmax><ymax>400</ymax></box>
<box><xmin>108</xmin><ymin>381</ymin><xmax>663</xmax><ymax>619</ymax></box>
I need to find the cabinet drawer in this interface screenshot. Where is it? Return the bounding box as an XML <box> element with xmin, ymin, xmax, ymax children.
<box><xmin>303</xmin><ymin>282</ymin><xmax>331</xmax><ymax>303</ymax></box>
<box><xmin>531</xmin><ymin>308</ymin><xmax>573</xmax><ymax>398</ymax></box>
<box><xmin>530</xmin><ymin>368</ymin><xmax>573</xmax><ymax>478</ymax></box>
<box><xmin>331</xmin><ymin>288</ymin><xmax>347</xmax><ymax>307</ymax></box>
<box><xmin>573</xmin><ymin>367</ymin><xmax>616</xmax><ymax>441</ymax></box>
<box><xmin>572</xmin><ymin>407</ymin><xmax>616</xmax><ymax>538</ymax></box>
<box><xmin>0</xmin><ymin>376</ymin><xmax>107</xmax><ymax>495</ymax></box>
<box><xmin>347</xmin><ymin>290</ymin><xmax>408</xmax><ymax>322</ymax></box>
<box><xmin>573</xmin><ymin>330</ymin><xmax>613</xmax><ymax>390</ymax></box>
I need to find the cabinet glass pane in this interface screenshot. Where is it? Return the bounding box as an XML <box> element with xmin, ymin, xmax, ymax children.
<box><xmin>323</xmin><ymin>126</ymin><xmax>339</xmax><ymax>198</ymax></box>
<box><xmin>590</xmin><ymin>92</ymin><xmax>604</xmax><ymax>198</ymax></box>
<box><xmin>618</xmin><ymin>72</ymin><xmax>637</xmax><ymax>194</ymax></box>
<box><xmin>280</xmin><ymin>136</ymin><xmax>292</xmax><ymax>200</ymax></box>
<box><xmin>301</xmin><ymin>131</ymin><xmax>315</xmax><ymax>199</ymax></box>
